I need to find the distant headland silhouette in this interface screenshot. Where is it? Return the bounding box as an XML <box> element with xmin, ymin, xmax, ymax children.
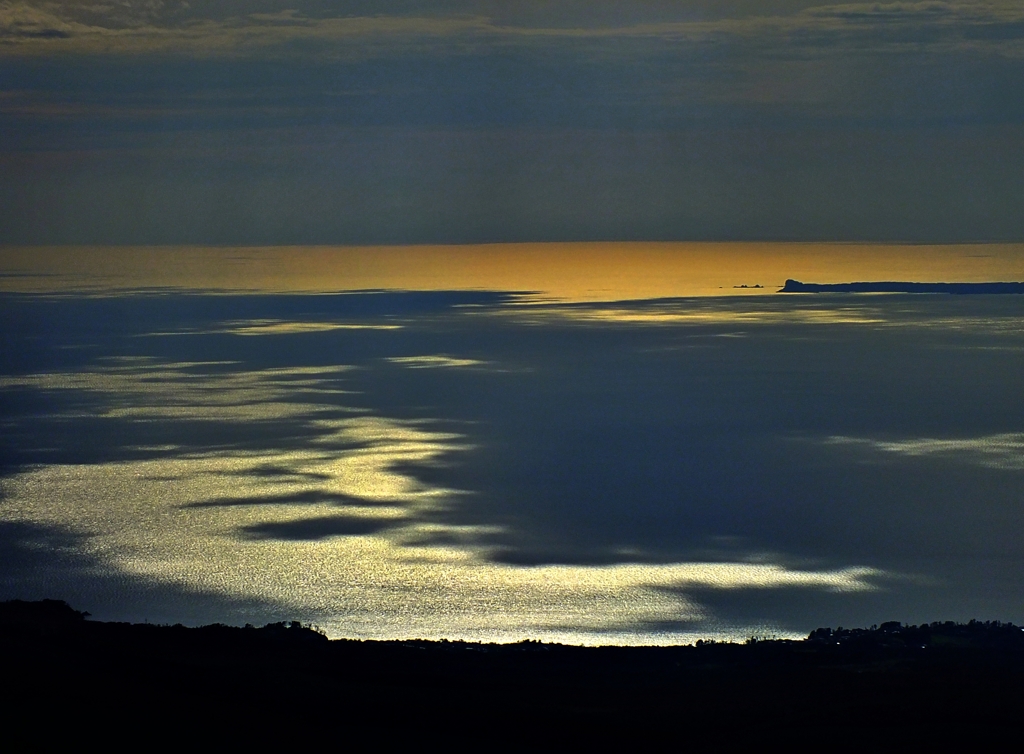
<box><xmin>780</xmin><ymin>279</ymin><xmax>1024</xmax><ymax>294</ymax></box>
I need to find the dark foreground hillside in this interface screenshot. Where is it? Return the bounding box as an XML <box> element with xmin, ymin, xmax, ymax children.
<box><xmin>4</xmin><ymin>600</ymin><xmax>1023</xmax><ymax>744</ymax></box>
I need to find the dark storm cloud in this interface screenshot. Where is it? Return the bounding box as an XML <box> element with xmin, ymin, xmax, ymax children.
<box><xmin>1</xmin><ymin>1</ymin><xmax>1022</xmax><ymax>242</ymax></box>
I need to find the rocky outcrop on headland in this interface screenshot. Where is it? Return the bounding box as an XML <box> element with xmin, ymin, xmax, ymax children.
<box><xmin>780</xmin><ymin>279</ymin><xmax>1024</xmax><ymax>294</ymax></box>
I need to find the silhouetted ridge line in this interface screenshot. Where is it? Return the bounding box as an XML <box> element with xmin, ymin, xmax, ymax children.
<box><xmin>5</xmin><ymin>601</ymin><xmax>1024</xmax><ymax>742</ymax></box>
<box><xmin>4</xmin><ymin>599</ymin><xmax>1024</xmax><ymax>650</ymax></box>
<box><xmin>779</xmin><ymin>279</ymin><xmax>1024</xmax><ymax>294</ymax></box>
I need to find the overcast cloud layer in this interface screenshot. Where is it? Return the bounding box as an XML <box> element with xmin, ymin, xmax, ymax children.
<box><xmin>2</xmin><ymin>1</ymin><xmax>1023</xmax><ymax>243</ymax></box>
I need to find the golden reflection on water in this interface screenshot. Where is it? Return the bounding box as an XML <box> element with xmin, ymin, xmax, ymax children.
<box><xmin>5</xmin><ymin>244</ymin><xmax>1021</xmax><ymax>642</ymax></box>
<box><xmin>0</xmin><ymin>449</ymin><xmax>882</xmax><ymax>644</ymax></box>
<box><xmin>2</xmin><ymin>243</ymin><xmax>1023</xmax><ymax>300</ymax></box>
<box><xmin>519</xmin><ymin>304</ymin><xmax>887</xmax><ymax>326</ymax></box>
<box><xmin>191</xmin><ymin>320</ymin><xmax>402</xmax><ymax>335</ymax></box>
<box><xmin>0</xmin><ymin>353</ymin><xmax>887</xmax><ymax>643</ymax></box>
<box><xmin>387</xmin><ymin>355</ymin><xmax>488</xmax><ymax>368</ymax></box>
<box><xmin>0</xmin><ymin>359</ymin><xmax>357</xmax><ymax>420</ymax></box>
<box><xmin>826</xmin><ymin>434</ymin><xmax>1024</xmax><ymax>470</ymax></box>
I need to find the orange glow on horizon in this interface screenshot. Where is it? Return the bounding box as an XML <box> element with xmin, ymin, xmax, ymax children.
<box><xmin>2</xmin><ymin>242</ymin><xmax>1023</xmax><ymax>301</ymax></box>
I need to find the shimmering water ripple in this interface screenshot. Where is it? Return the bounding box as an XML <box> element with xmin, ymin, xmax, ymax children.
<box><xmin>2</xmin><ymin>244</ymin><xmax>1023</xmax><ymax>642</ymax></box>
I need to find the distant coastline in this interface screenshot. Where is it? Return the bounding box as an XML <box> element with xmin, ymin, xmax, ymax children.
<box><xmin>779</xmin><ymin>279</ymin><xmax>1024</xmax><ymax>294</ymax></box>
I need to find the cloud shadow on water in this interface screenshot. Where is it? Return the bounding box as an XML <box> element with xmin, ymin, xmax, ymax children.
<box><xmin>0</xmin><ymin>520</ymin><xmax>295</xmax><ymax>626</ymax></box>
<box><xmin>4</xmin><ymin>289</ymin><xmax>1024</xmax><ymax>630</ymax></box>
<box><xmin>238</xmin><ymin>515</ymin><xmax>398</xmax><ymax>541</ymax></box>
<box><xmin>184</xmin><ymin>490</ymin><xmax>395</xmax><ymax>509</ymax></box>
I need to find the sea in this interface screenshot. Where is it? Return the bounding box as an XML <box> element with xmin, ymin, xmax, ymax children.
<box><xmin>1</xmin><ymin>242</ymin><xmax>1023</xmax><ymax>644</ymax></box>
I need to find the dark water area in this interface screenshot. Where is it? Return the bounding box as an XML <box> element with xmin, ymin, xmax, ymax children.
<box><xmin>2</xmin><ymin>246</ymin><xmax>1024</xmax><ymax>643</ymax></box>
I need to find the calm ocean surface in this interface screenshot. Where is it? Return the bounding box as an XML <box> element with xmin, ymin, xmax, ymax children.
<box><xmin>2</xmin><ymin>243</ymin><xmax>1023</xmax><ymax>644</ymax></box>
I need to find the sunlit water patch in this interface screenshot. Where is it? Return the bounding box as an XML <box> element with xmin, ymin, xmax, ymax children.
<box><xmin>0</xmin><ymin>359</ymin><xmax>357</xmax><ymax>421</ymax></box>
<box><xmin>0</xmin><ymin>451</ymin><xmax>883</xmax><ymax>644</ymax></box>
<box><xmin>387</xmin><ymin>355</ymin><xmax>489</xmax><ymax>369</ymax></box>
<box><xmin>0</xmin><ymin>346</ymin><xmax>890</xmax><ymax>642</ymax></box>
<box><xmin>826</xmin><ymin>434</ymin><xmax>1024</xmax><ymax>471</ymax></box>
<box><xmin>151</xmin><ymin>320</ymin><xmax>404</xmax><ymax>336</ymax></box>
<box><xmin>2</xmin><ymin>258</ymin><xmax>1024</xmax><ymax>642</ymax></box>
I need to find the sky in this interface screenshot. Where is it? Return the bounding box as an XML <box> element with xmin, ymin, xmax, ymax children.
<box><xmin>2</xmin><ymin>0</ymin><xmax>1024</xmax><ymax>244</ymax></box>
<box><xmin>2</xmin><ymin>4</ymin><xmax>1024</xmax><ymax>643</ymax></box>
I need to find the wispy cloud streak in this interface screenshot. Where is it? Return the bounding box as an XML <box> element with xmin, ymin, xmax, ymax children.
<box><xmin>2</xmin><ymin>1</ymin><xmax>1022</xmax><ymax>57</ymax></box>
